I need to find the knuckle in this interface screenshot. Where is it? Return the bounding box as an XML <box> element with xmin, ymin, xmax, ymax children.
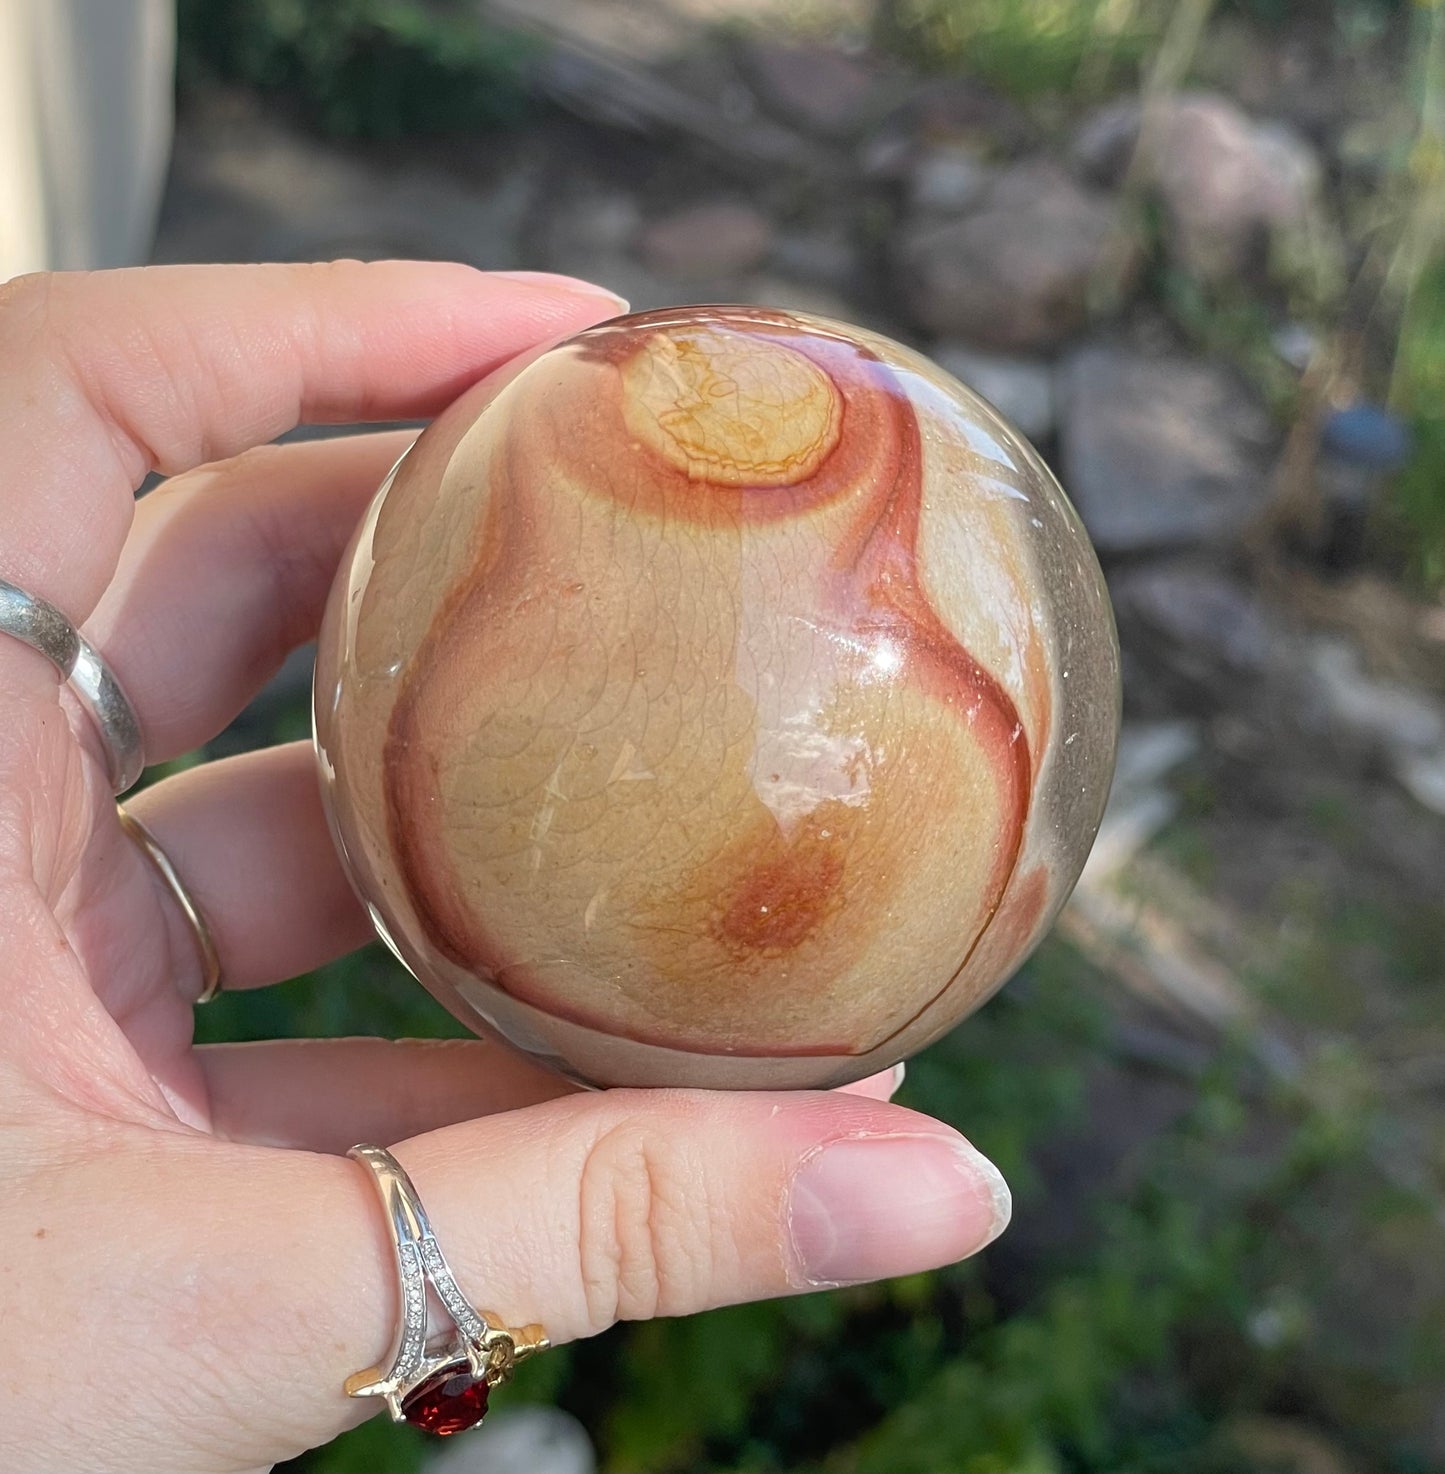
<box><xmin>195</xmin><ymin>444</ymin><xmax>337</xmax><ymax>653</ymax></box>
<box><xmin>0</xmin><ymin>271</ymin><xmax>55</xmax><ymax>350</ymax></box>
<box><xmin>313</xmin><ymin>256</ymin><xmax>369</xmax><ymax>280</ymax></box>
<box><xmin>572</xmin><ymin>1105</ymin><xmax>717</xmax><ymax>1333</ymax></box>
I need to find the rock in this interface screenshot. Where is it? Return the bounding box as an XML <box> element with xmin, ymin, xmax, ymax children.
<box><xmin>907</xmin><ymin>145</ymin><xmax>992</xmax><ymax>215</ymax></box>
<box><xmin>424</xmin><ymin>1406</ymin><xmax>596</xmax><ymax>1474</ymax></box>
<box><xmin>1111</xmin><ymin>561</ymin><xmax>1282</xmax><ymax>679</ymax></box>
<box><xmin>1299</xmin><ymin>637</ymin><xmax>1445</xmax><ymax>814</ymax></box>
<box><xmin>1059</xmin><ymin>346</ymin><xmax>1273</xmax><ymax>552</ymax></box>
<box><xmin>1117</xmin><ymin>565</ymin><xmax>1445</xmax><ymax>817</ymax></box>
<box><xmin>553</xmin><ymin>257</ymin><xmax>683</xmax><ymax>315</ymax></box>
<box><xmin>1271</xmin><ymin>321</ymin><xmax>1318</xmax><ymax>372</ymax></box>
<box><xmin>288</xmin><ymin>166</ymin><xmax>538</xmax><ymax>266</ymax></box>
<box><xmin>898</xmin><ymin>161</ymin><xmax>1124</xmax><ymax>350</ymax></box>
<box><xmin>932</xmin><ymin>344</ymin><xmax>1055</xmax><ymax>442</ymax></box>
<box><xmin>531</xmin><ymin>34</ymin><xmax>834</xmax><ymax>176</ymax></box>
<box><xmin>1397</xmin><ymin>751</ymin><xmax>1445</xmax><ymax>816</ymax></box>
<box><xmin>535</xmin><ymin>185</ymin><xmax>682</xmax><ymax>311</ymax></box>
<box><xmin>1222</xmin><ymin>1415</ymin><xmax>1358</xmax><ymax>1474</ymax></box>
<box><xmin>1081</xmin><ymin>720</ymin><xmax>1202</xmax><ymax>882</ymax></box>
<box><xmin>1248</xmin><ymin>117</ymin><xmax>1322</xmax><ymax>213</ymax></box>
<box><xmin>154</xmin><ymin>92</ymin><xmax>541</xmax><ymax>269</ymax></box>
<box><xmin>737</xmin><ymin>274</ymin><xmax>857</xmax><ymax>324</ymax></box>
<box><xmin>1071</xmin><ymin>98</ymin><xmax>1141</xmax><ymax>185</ymax></box>
<box><xmin>1305</xmin><ymin>638</ymin><xmax>1445</xmax><ymax>754</ymax></box>
<box><xmin>881</xmin><ymin>75</ymin><xmax>1031</xmax><ymax>153</ymax></box>
<box><xmin>563</xmin><ymin>190</ymin><xmax>644</xmax><ymax>257</ymax></box>
<box><xmin>858</xmin><ymin>129</ymin><xmax>914</xmax><ymax>181</ymax></box>
<box><xmin>1071</xmin><ymin>94</ymin><xmax>1322</xmax><ymax>282</ymax></box>
<box><xmin>638</xmin><ymin>201</ymin><xmax>773</xmax><ymax>281</ymax></box>
<box><xmin>1112</xmin><ymin>719</ymin><xmax>1204</xmax><ymax>794</ymax></box>
<box><xmin>769</xmin><ymin>224</ymin><xmax>858</xmax><ymax>290</ymax></box>
<box><xmin>863</xmin><ymin>76</ymin><xmax>1028</xmax><ymax>184</ymax></box>
<box><xmin>1083</xmin><ymin>784</ymin><xmax>1181</xmax><ymax>885</ymax></box>
<box><xmin>738</xmin><ymin>40</ymin><xmax>883</xmax><ymax>140</ymax></box>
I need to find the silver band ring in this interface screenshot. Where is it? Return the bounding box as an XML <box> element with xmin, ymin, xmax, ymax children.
<box><xmin>0</xmin><ymin>577</ymin><xmax>145</xmax><ymax>794</ymax></box>
<box><xmin>345</xmin><ymin>1144</ymin><xmax>548</xmax><ymax>1436</ymax></box>
<box><xmin>116</xmin><ymin>804</ymin><xmax>223</xmax><ymax>1005</ymax></box>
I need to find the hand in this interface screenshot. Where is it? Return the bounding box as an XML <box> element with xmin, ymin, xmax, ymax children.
<box><xmin>0</xmin><ymin>262</ymin><xmax>1011</xmax><ymax>1474</ymax></box>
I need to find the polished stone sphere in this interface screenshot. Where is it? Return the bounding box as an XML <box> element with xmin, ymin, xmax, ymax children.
<box><xmin>313</xmin><ymin>306</ymin><xmax>1119</xmax><ymax>1089</ymax></box>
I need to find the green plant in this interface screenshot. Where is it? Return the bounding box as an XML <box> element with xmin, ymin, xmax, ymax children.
<box><xmin>1385</xmin><ymin>0</ymin><xmax>1445</xmax><ymax>586</ymax></box>
<box><xmin>1157</xmin><ymin>267</ymin><xmax>1301</xmax><ymax>413</ymax></box>
<box><xmin>876</xmin><ymin>0</ymin><xmax>1163</xmax><ymax>99</ymax></box>
<box><xmin>1392</xmin><ymin>260</ymin><xmax>1445</xmax><ymax>588</ymax></box>
<box><xmin>176</xmin><ymin>0</ymin><xmax>537</xmax><ymax>138</ymax></box>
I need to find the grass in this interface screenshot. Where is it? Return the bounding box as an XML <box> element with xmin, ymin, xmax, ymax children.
<box><xmin>1380</xmin><ymin>0</ymin><xmax>1445</xmax><ymax>588</ymax></box>
<box><xmin>1391</xmin><ymin>258</ymin><xmax>1445</xmax><ymax>589</ymax></box>
<box><xmin>877</xmin><ymin>0</ymin><xmax>1164</xmax><ymax>98</ymax></box>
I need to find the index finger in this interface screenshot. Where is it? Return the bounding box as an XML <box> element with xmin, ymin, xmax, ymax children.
<box><xmin>0</xmin><ymin>262</ymin><xmax>625</xmax><ymax>619</ymax></box>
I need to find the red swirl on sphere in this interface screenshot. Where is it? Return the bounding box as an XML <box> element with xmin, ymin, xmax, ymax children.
<box><xmin>381</xmin><ymin>308</ymin><xmax>1035</xmax><ymax>1058</ymax></box>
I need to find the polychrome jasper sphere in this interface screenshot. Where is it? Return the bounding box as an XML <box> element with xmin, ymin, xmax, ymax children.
<box><xmin>314</xmin><ymin>306</ymin><xmax>1119</xmax><ymax>1090</ymax></box>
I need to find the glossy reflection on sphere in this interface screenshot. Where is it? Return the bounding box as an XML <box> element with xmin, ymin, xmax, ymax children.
<box><xmin>314</xmin><ymin>306</ymin><xmax>1119</xmax><ymax>1089</ymax></box>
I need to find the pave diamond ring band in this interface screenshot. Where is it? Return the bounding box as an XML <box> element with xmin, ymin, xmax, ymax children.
<box><xmin>344</xmin><ymin>1144</ymin><xmax>548</xmax><ymax>1437</ymax></box>
<box><xmin>0</xmin><ymin>576</ymin><xmax>145</xmax><ymax>794</ymax></box>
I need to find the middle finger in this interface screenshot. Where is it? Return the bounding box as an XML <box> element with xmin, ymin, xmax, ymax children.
<box><xmin>87</xmin><ymin>430</ymin><xmax>414</xmax><ymax>763</ymax></box>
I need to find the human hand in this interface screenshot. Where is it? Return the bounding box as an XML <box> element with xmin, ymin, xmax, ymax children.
<box><xmin>0</xmin><ymin>262</ymin><xmax>1011</xmax><ymax>1473</ymax></box>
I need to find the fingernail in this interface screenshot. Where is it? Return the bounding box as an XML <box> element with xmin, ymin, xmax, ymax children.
<box><xmin>489</xmin><ymin>270</ymin><xmax>629</xmax><ymax>312</ymax></box>
<box><xmin>889</xmin><ymin>1061</ymin><xmax>906</xmax><ymax>1095</ymax></box>
<box><xmin>787</xmin><ymin>1132</ymin><xmax>1011</xmax><ymax>1287</ymax></box>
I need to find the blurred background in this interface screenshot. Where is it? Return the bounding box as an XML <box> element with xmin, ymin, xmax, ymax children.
<box><xmin>6</xmin><ymin>0</ymin><xmax>1445</xmax><ymax>1469</ymax></box>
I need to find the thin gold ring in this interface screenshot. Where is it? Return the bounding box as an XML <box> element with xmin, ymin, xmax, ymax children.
<box><xmin>116</xmin><ymin>803</ymin><xmax>223</xmax><ymax>1004</ymax></box>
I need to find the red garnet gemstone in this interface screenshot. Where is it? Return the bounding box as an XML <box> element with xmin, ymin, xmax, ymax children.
<box><xmin>400</xmin><ymin>1361</ymin><xmax>490</xmax><ymax>1436</ymax></box>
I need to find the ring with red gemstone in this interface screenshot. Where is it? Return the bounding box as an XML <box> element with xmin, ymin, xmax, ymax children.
<box><xmin>343</xmin><ymin>1144</ymin><xmax>548</xmax><ymax>1436</ymax></box>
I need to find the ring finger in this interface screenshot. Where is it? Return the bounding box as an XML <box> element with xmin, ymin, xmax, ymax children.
<box><xmin>120</xmin><ymin>741</ymin><xmax>371</xmax><ymax>994</ymax></box>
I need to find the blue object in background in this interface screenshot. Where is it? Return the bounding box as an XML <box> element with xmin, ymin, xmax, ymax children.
<box><xmin>1320</xmin><ymin>402</ymin><xmax>1413</xmax><ymax>470</ymax></box>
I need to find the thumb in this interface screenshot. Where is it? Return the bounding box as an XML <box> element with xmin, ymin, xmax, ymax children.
<box><xmin>23</xmin><ymin>1091</ymin><xmax>1009</xmax><ymax>1469</ymax></box>
<box><xmin>382</xmin><ymin>1086</ymin><xmax>1011</xmax><ymax>1335</ymax></box>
